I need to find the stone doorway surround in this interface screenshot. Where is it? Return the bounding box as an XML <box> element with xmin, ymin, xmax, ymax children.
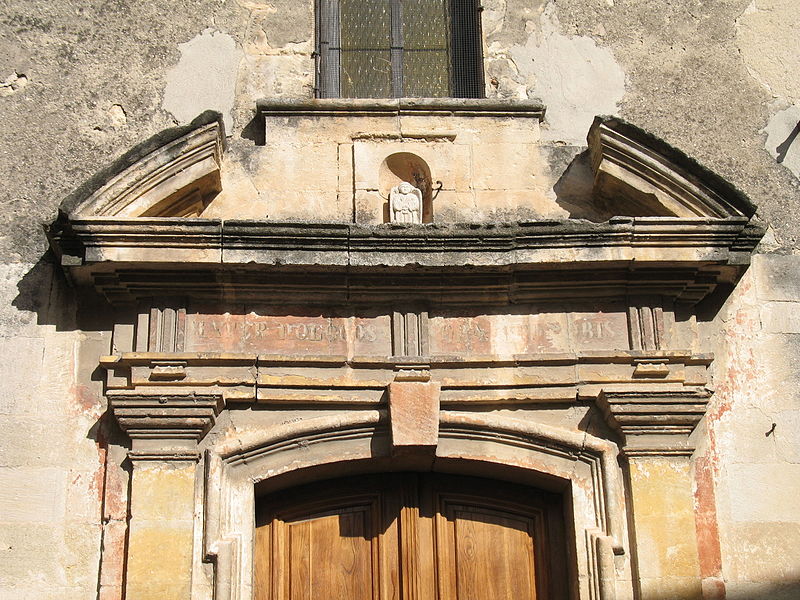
<box><xmin>48</xmin><ymin>100</ymin><xmax>764</xmax><ymax>600</ymax></box>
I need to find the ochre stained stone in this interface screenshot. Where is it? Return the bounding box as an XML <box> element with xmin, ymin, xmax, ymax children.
<box><xmin>388</xmin><ymin>380</ymin><xmax>441</xmax><ymax>454</ymax></box>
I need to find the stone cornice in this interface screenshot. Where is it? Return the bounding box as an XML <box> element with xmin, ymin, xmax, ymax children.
<box><xmin>50</xmin><ymin>216</ymin><xmax>762</xmax><ymax>306</ymax></box>
<box><xmin>101</xmin><ymin>350</ymin><xmax>710</xmax><ymax>408</ymax></box>
<box><xmin>257</xmin><ymin>97</ymin><xmax>546</xmax><ymax>120</ymax></box>
<box><xmin>55</xmin><ymin>216</ymin><xmax>761</xmax><ymax>264</ymax></box>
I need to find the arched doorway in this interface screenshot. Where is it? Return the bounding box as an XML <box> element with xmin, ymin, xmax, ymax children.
<box><xmin>254</xmin><ymin>472</ymin><xmax>569</xmax><ymax>600</ymax></box>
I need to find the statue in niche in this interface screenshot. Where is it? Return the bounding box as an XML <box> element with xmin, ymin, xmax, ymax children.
<box><xmin>390</xmin><ymin>181</ymin><xmax>423</xmax><ymax>224</ymax></box>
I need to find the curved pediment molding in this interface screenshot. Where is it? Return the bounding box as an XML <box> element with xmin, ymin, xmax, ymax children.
<box><xmin>68</xmin><ymin>112</ymin><xmax>224</xmax><ymax>218</ymax></box>
<box><xmin>588</xmin><ymin>116</ymin><xmax>757</xmax><ymax>219</ymax></box>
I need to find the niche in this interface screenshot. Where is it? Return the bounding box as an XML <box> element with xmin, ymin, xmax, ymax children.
<box><xmin>379</xmin><ymin>152</ymin><xmax>434</xmax><ymax>223</ymax></box>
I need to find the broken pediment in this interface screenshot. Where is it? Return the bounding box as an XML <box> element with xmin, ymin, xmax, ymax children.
<box><xmin>588</xmin><ymin>116</ymin><xmax>757</xmax><ymax>219</ymax></box>
<box><xmin>48</xmin><ymin>103</ymin><xmax>765</xmax><ymax>310</ymax></box>
<box><xmin>66</xmin><ymin>112</ymin><xmax>224</xmax><ymax>219</ymax></box>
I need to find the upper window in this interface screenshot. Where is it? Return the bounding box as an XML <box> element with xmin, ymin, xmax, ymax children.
<box><xmin>315</xmin><ymin>0</ymin><xmax>484</xmax><ymax>99</ymax></box>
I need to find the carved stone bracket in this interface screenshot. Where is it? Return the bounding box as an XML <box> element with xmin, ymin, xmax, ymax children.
<box><xmin>109</xmin><ymin>392</ymin><xmax>224</xmax><ymax>457</ymax></box>
<box><xmin>596</xmin><ymin>389</ymin><xmax>711</xmax><ymax>456</ymax></box>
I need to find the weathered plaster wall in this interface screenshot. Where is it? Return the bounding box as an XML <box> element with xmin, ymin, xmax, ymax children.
<box><xmin>694</xmin><ymin>256</ymin><xmax>800</xmax><ymax>599</ymax></box>
<box><xmin>0</xmin><ymin>1</ymin><xmax>799</xmax><ymax>599</ymax></box>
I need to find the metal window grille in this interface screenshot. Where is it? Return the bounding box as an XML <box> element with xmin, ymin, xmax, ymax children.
<box><xmin>316</xmin><ymin>0</ymin><xmax>484</xmax><ymax>98</ymax></box>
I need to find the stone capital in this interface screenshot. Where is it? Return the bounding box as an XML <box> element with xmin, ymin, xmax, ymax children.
<box><xmin>596</xmin><ymin>389</ymin><xmax>710</xmax><ymax>457</ymax></box>
<box><xmin>109</xmin><ymin>392</ymin><xmax>224</xmax><ymax>456</ymax></box>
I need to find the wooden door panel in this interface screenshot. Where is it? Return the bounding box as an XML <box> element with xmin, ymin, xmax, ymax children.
<box><xmin>255</xmin><ymin>473</ymin><xmax>565</xmax><ymax>600</ymax></box>
<box><xmin>447</xmin><ymin>506</ymin><xmax>537</xmax><ymax>599</ymax></box>
<box><xmin>285</xmin><ymin>508</ymin><xmax>375</xmax><ymax>600</ymax></box>
<box><xmin>256</xmin><ymin>484</ymin><xmax>400</xmax><ymax>600</ymax></box>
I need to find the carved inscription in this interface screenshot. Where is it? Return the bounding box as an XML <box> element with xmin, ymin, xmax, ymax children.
<box><xmin>430</xmin><ymin>317</ymin><xmax>492</xmax><ymax>354</ymax></box>
<box><xmin>429</xmin><ymin>311</ymin><xmax>626</xmax><ymax>355</ymax></box>
<box><xmin>528</xmin><ymin>314</ymin><xmax>568</xmax><ymax>353</ymax></box>
<box><xmin>185</xmin><ymin>314</ymin><xmax>389</xmax><ymax>355</ymax></box>
<box><xmin>571</xmin><ymin>312</ymin><xmax>628</xmax><ymax>350</ymax></box>
<box><xmin>429</xmin><ymin>314</ymin><xmax>569</xmax><ymax>355</ymax></box>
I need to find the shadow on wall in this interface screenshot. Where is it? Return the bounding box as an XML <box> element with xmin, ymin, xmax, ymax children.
<box><xmin>13</xmin><ymin>250</ymin><xmax>112</xmax><ymax>332</ymax></box>
<box><xmin>549</xmin><ymin>149</ymin><xmax>613</xmax><ymax>222</ymax></box>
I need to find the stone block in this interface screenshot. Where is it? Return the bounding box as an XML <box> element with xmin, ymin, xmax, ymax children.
<box><xmin>760</xmin><ymin>301</ymin><xmax>800</xmax><ymax>333</ymax></box>
<box><xmin>129</xmin><ymin>463</ymin><xmax>196</xmax><ymax>521</ymax></box>
<box><xmin>126</xmin><ymin>522</ymin><xmax>194</xmax><ymax>599</ymax></box>
<box><xmin>754</xmin><ymin>255</ymin><xmax>800</xmax><ymax>302</ymax></box>
<box><xmin>472</xmin><ymin>189</ymin><xmax>566</xmax><ymax>219</ymax></box>
<box><xmin>98</xmin><ymin>520</ymin><xmax>128</xmax><ymax>589</ymax></box>
<box><xmin>433</xmin><ymin>191</ymin><xmax>477</xmax><ymax>222</ymax></box>
<box><xmin>639</xmin><ymin>576</ymin><xmax>702</xmax><ymax>600</ymax></box>
<box><xmin>628</xmin><ymin>459</ymin><xmax>700</xmax><ymax>581</ymax></box>
<box><xmin>723</xmin><ymin>522</ymin><xmax>800</xmax><ymax>583</ymax></box>
<box><xmin>246</xmin><ymin>3</ymin><xmax>313</xmax><ymax>52</ymax></box>
<box><xmin>726</xmin><ymin>581</ymin><xmax>800</xmax><ymax>600</ymax></box>
<box><xmin>0</xmin><ymin>336</ymin><xmax>45</xmax><ymax>415</ymax></box>
<box><xmin>354</xmin><ymin>189</ymin><xmax>385</xmax><ymax>224</ymax></box>
<box><xmin>62</xmin><ymin>521</ymin><xmax>101</xmax><ymax>588</ymax></box>
<box><xmin>65</xmin><ymin>468</ymin><xmax>104</xmax><ymax>523</ymax></box>
<box><xmin>242</xmin><ymin>55</ymin><xmax>315</xmax><ymax>100</ymax></box>
<box><xmin>0</xmin><ymin>523</ymin><xmax>65</xmax><ymax>587</ymax></box>
<box><xmin>0</xmin><ymin>417</ymin><xmax>70</xmax><ymax>467</ymax></box>
<box><xmin>258</xmin><ymin>189</ymin><xmax>347</xmax><ymax>222</ymax></box>
<box><xmin>253</xmin><ymin>141</ymin><xmax>339</xmax><ymax>193</ymax></box>
<box><xmin>723</xmin><ymin>408</ymin><xmax>779</xmax><ymax>464</ymax></box>
<box><xmin>470</xmin><ymin>143</ymin><xmax>545</xmax><ymax>190</ymax></box>
<box><xmin>388</xmin><ymin>380</ymin><xmax>441</xmax><ymax>453</ymax></box>
<box><xmin>0</xmin><ymin>467</ymin><xmax>65</xmax><ymax>523</ymax></box>
<box><xmin>727</xmin><ymin>463</ymin><xmax>800</xmax><ymax>523</ymax></box>
<box><xmin>774</xmin><ymin>409</ymin><xmax>800</xmax><ymax>463</ymax></box>
<box><xmin>0</xmin><ymin>588</ymin><xmax>86</xmax><ymax>600</ymax></box>
<box><xmin>337</xmin><ymin>142</ymin><xmax>354</xmax><ymax>194</ymax></box>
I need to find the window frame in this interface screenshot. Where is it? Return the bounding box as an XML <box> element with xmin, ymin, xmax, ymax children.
<box><xmin>314</xmin><ymin>0</ymin><xmax>485</xmax><ymax>99</ymax></box>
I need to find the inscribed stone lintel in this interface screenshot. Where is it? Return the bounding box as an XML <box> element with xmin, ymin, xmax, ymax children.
<box><xmin>388</xmin><ymin>379</ymin><xmax>441</xmax><ymax>454</ymax></box>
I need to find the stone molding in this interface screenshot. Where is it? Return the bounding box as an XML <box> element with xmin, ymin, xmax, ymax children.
<box><xmin>589</xmin><ymin>116</ymin><xmax>757</xmax><ymax>219</ymax></box>
<box><xmin>204</xmin><ymin>410</ymin><xmax>630</xmax><ymax>600</ymax></box>
<box><xmin>596</xmin><ymin>389</ymin><xmax>711</xmax><ymax>456</ymax></box>
<box><xmin>51</xmin><ymin>217</ymin><xmax>762</xmax><ymax>306</ymax></box>
<box><xmin>257</xmin><ymin>97</ymin><xmax>547</xmax><ymax>120</ymax></box>
<box><xmin>109</xmin><ymin>392</ymin><xmax>224</xmax><ymax>451</ymax></box>
<box><xmin>100</xmin><ymin>350</ymin><xmax>711</xmax><ymax>407</ymax></box>
<box><xmin>70</xmin><ymin>121</ymin><xmax>224</xmax><ymax>218</ymax></box>
<box><xmin>55</xmin><ymin>215</ymin><xmax>761</xmax><ymax>264</ymax></box>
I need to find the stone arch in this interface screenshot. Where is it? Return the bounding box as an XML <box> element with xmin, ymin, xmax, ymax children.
<box><xmin>201</xmin><ymin>411</ymin><xmax>630</xmax><ymax>600</ymax></box>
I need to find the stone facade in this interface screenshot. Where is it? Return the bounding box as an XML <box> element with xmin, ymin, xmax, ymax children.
<box><xmin>1</xmin><ymin>2</ymin><xmax>799</xmax><ymax>600</ymax></box>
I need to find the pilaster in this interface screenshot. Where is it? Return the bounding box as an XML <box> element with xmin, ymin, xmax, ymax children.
<box><xmin>597</xmin><ymin>390</ymin><xmax>709</xmax><ymax>600</ymax></box>
<box><xmin>110</xmin><ymin>393</ymin><xmax>223</xmax><ymax>600</ymax></box>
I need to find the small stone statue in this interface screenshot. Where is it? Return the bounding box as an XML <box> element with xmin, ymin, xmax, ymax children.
<box><xmin>390</xmin><ymin>181</ymin><xmax>423</xmax><ymax>224</ymax></box>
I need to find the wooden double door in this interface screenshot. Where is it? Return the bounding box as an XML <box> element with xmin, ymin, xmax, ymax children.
<box><xmin>255</xmin><ymin>473</ymin><xmax>567</xmax><ymax>600</ymax></box>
